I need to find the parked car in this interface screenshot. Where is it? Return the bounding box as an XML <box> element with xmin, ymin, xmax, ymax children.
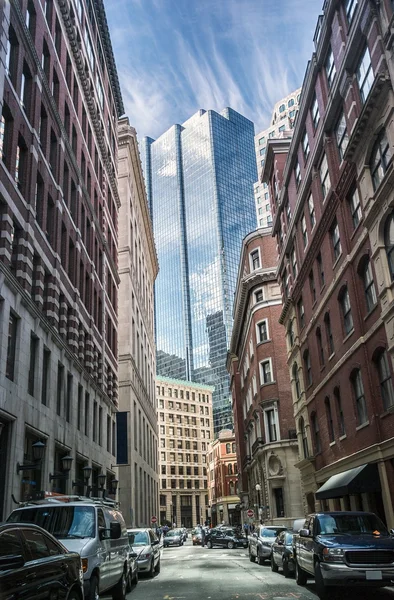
<box><xmin>0</xmin><ymin>522</ymin><xmax>84</xmax><ymax>600</ymax></box>
<box><xmin>125</xmin><ymin>538</ymin><xmax>139</xmax><ymax>590</ymax></box>
<box><xmin>206</xmin><ymin>528</ymin><xmax>248</xmax><ymax>549</ymax></box>
<box><xmin>192</xmin><ymin>528</ymin><xmax>202</xmax><ymax>545</ymax></box>
<box><xmin>249</xmin><ymin>525</ymin><xmax>288</xmax><ymax>565</ymax></box>
<box><xmin>270</xmin><ymin>530</ymin><xmax>295</xmax><ymax>577</ymax></box>
<box><xmin>128</xmin><ymin>527</ymin><xmax>162</xmax><ymax>576</ymax></box>
<box><xmin>163</xmin><ymin>529</ymin><xmax>184</xmax><ymax>547</ymax></box>
<box><xmin>7</xmin><ymin>497</ymin><xmax>130</xmax><ymax>600</ymax></box>
<box><xmin>293</xmin><ymin>511</ymin><xmax>394</xmax><ymax>599</ymax></box>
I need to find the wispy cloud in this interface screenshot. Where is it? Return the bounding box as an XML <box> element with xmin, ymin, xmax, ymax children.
<box><xmin>106</xmin><ymin>0</ymin><xmax>322</xmax><ymax>139</ymax></box>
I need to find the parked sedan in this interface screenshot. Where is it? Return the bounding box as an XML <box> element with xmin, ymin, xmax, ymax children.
<box><xmin>270</xmin><ymin>530</ymin><xmax>295</xmax><ymax>577</ymax></box>
<box><xmin>206</xmin><ymin>528</ymin><xmax>248</xmax><ymax>549</ymax></box>
<box><xmin>249</xmin><ymin>525</ymin><xmax>288</xmax><ymax>565</ymax></box>
<box><xmin>163</xmin><ymin>529</ymin><xmax>184</xmax><ymax>547</ymax></box>
<box><xmin>0</xmin><ymin>522</ymin><xmax>83</xmax><ymax>600</ymax></box>
<box><xmin>128</xmin><ymin>528</ymin><xmax>162</xmax><ymax>577</ymax></box>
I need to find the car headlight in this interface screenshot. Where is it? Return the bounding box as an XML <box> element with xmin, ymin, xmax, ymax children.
<box><xmin>322</xmin><ymin>547</ymin><xmax>345</xmax><ymax>562</ymax></box>
<box><xmin>262</xmin><ymin>542</ymin><xmax>272</xmax><ymax>548</ymax></box>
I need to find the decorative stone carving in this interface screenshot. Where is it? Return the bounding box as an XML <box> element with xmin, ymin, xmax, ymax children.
<box><xmin>268</xmin><ymin>453</ymin><xmax>284</xmax><ymax>477</ymax></box>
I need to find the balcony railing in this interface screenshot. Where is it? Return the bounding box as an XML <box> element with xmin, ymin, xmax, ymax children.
<box><xmin>251</xmin><ymin>437</ymin><xmax>264</xmax><ymax>456</ymax></box>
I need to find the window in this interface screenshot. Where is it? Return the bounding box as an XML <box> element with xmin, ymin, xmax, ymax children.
<box><xmin>42</xmin><ymin>347</ymin><xmax>50</xmax><ymax>406</ymax></box>
<box><xmin>0</xmin><ymin>107</ymin><xmax>12</xmax><ymax>166</ymax></box>
<box><xmin>273</xmin><ymin>488</ymin><xmax>284</xmax><ymax>518</ymax></box>
<box><xmin>371</xmin><ymin>130</ymin><xmax>391</xmax><ymax>190</ymax></box>
<box><xmin>28</xmin><ymin>333</ymin><xmax>38</xmax><ymax>396</ymax></box>
<box><xmin>6</xmin><ymin>313</ymin><xmax>18</xmax><ymax>381</ymax></box>
<box><xmin>316</xmin><ymin>328</ymin><xmax>325</xmax><ymax>367</ymax></box>
<box><xmin>311</xmin><ymin>95</ymin><xmax>320</xmax><ymax>129</ymax></box>
<box><xmin>340</xmin><ymin>287</ymin><xmax>353</xmax><ymax>335</ymax></box>
<box><xmin>259</xmin><ymin>147</ymin><xmax>266</xmax><ymax>156</ymax></box>
<box><xmin>308</xmin><ymin>194</ymin><xmax>316</xmax><ymax>229</ymax></box>
<box><xmin>291</xmin><ymin>247</ymin><xmax>298</xmax><ymax>278</ymax></box>
<box><xmin>298</xmin><ymin>298</ymin><xmax>305</xmax><ymax>329</ymax></box>
<box><xmin>357</xmin><ymin>47</ymin><xmax>374</xmax><ymax>104</ymax></box>
<box><xmin>295</xmin><ymin>161</ymin><xmax>301</xmax><ymax>188</ymax></box>
<box><xmin>309</xmin><ymin>270</ymin><xmax>316</xmax><ymax>304</ymax></box>
<box><xmin>324</xmin><ymin>313</ymin><xmax>335</xmax><ymax>356</ymax></box>
<box><xmin>259</xmin><ymin>137</ymin><xmax>265</xmax><ymax>145</ymax></box>
<box><xmin>385</xmin><ymin>212</ymin><xmax>394</xmax><ymax>279</ymax></box>
<box><xmin>279</xmin><ymin>104</ymin><xmax>285</xmax><ymax>113</ymax></box>
<box><xmin>299</xmin><ymin>417</ymin><xmax>309</xmax><ymax>458</ymax></box>
<box><xmin>293</xmin><ymin>363</ymin><xmax>301</xmax><ymax>399</ymax></box>
<box><xmin>265</xmin><ymin>409</ymin><xmax>277</xmax><ymax>442</ymax></box>
<box><xmin>303</xmin><ymin>350</ymin><xmax>312</xmax><ymax>386</ymax></box>
<box><xmin>278</xmin><ymin>125</ymin><xmax>285</xmax><ymax>133</ymax></box>
<box><xmin>331</xmin><ymin>220</ymin><xmax>342</xmax><ymax>260</ymax></box>
<box><xmin>254</xmin><ymin>288</ymin><xmax>263</xmax><ymax>303</ymax></box>
<box><xmin>288</xmin><ymin>98</ymin><xmax>295</xmax><ymax>108</ymax></box>
<box><xmin>320</xmin><ymin>154</ymin><xmax>331</xmax><ymax>200</ymax></box>
<box><xmin>317</xmin><ymin>252</ymin><xmax>325</xmax><ymax>288</ymax></box>
<box><xmin>377</xmin><ymin>351</ymin><xmax>394</xmax><ymax>411</ymax></box>
<box><xmin>250</xmin><ymin>249</ymin><xmax>260</xmax><ymax>271</ymax></box>
<box><xmin>256</xmin><ymin>320</ymin><xmax>269</xmax><ymax>343</ymax></box>
<box><xmin>325</xmin><ymin>397</ymin><xmax>335</xmax><ymax>442</ymax></box>
<box><xmin>325</xmin><ymin>47</ymin><xmax>336</xmax><ymax>88</ymax></box>
<box><xmin>336</xmin><ymin>112</ymin><xmax>348</xmax><ymax>160</ymax></box>
<box><xmin>301</xmin><ymin>214</ymin><xmax>308</xmax><ymax>248</ymax></box>
<box><xmin>226</xmin><ymin>443</ymin><xmax>231</xmax><ymax>454</ymax></box>
<box><xmin>288</xmin><ymin>321</ymin><xmax>294</xmax><ymax>348</ymax></box>
<box><xmin>362</xmin><ymin>259</ymin><xmax>377</xmax><ymax>312</ymax></box>
<box><xmin>334</xmin><ymin>387</ymin><xmax>345</xmax><ymax>436</ymax></box>
<box><xmin>260</xmin><ymin>359</ymin><xmax>273</xmax><ymax>384</ymax></box>
<box><xmin>351</xmin><ymin>369</ymin><xmax>368</xmax><ymax>425</ymax></box>
<box><xmin>311</xmin><ymin>413</ymin><xmax>321</xmax><ymax>453</ymax></box>
<box><xmin>345</xmin><ymin>0</ymin><xmax>358</xmax><ymax>23</ymax></box>
<box><xmin>349</xmin><ymin>188</ymin><xmax>362</xmax><ymax>229</ymax></box>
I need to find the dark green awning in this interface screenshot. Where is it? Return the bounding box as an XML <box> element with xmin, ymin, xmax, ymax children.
<box><xmin>315</xmin><ymin>463</ymin><xmax>380</xmax><ymax>500</ymax></box>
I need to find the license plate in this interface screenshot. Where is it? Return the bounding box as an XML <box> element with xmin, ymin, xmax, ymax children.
<box><xmin>366</xmin><ymin>571</ymin><xmax>382</xmax><ymax>580</ymax></box>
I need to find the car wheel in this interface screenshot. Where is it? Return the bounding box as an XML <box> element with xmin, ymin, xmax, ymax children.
<box><xmin>112</xmin><ymin>569</ymin><xmax>127</xmax><ymax>600</ymax></box>
<box><xmin>88</xmin><ymin>575</ymin><xmax>99</xmax><ymax>600</ymax></box>
<box><xmin>148</xmin><ymin>558</ymin><xmax>155</xmax><ymax>578</ymax></box>
<box><xmin>206</xmin><ymin>540</ymin><xmax>212</xmax><ymax>549</ymax></box>
<box><xmin>66</xmin><ymin>590</ymin><xmax>81</xmax><ymax>600</ymax></box>
<box><xmin>271</xmin><ymin>554</ymin><xmax>279</xmax><ymax>572</ymax></box>
<box><xmin>249</xmin><ymin>549</ymin><xmax>256</xmax><ymax>563</ymax></box>
<box><xmin>314</xmin><ymin>561</ymin><xmax>329</xmax><ymax>599</ymax></box>
<box><xmin>257</xmin><ymin>550</ymin><xmax>265</xmax><ymax>566</ymax></box>
<box><xmin>283</xmin><ymin>558</ymin><xmax>291</xmax><ymax>578</ymax></box>
<box><xmin>295</xmin><ymin>559</ymin><xmax>308</xmax><ymax>586</ymax></box>
<box><xmin>227</xmin><ymin>541</ymin><xmax>235</xmax><ymax>549</ymax></box>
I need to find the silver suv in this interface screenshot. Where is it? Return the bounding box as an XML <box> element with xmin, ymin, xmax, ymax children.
<box><xmin>128</xmin><ymin>527</ymin><xmax>163</xmax><ymax>576</ymax></box>
<box><xmin>249</xmin><ymin>525</ymin><xmax>288</xmax><ymax>565</ymax></box>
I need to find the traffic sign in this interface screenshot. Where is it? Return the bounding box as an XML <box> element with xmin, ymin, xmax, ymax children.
<box><xmin>151</xmin><ymin>516</ymin><xmax>157</xmax><ymax>523</ymax></box>
<box><xmin>247</xmin><ymin>509</ymin><xmax>254</xmax><ymax>518</ymax></box>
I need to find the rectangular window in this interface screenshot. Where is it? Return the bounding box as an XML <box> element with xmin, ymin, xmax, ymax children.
<box><xmin>345</xmin><ymin>0</ymin><xmax>358</xmax><ymax>23</ymax></box>
<box><xmin>317</xmin><ymin>252</ymin><xmax>325</xmax><ymax>288</ymax></box>
<box><xmin>331</xmin><ymin>220</ymin><xmax>342</xmax><ymax>260</ymax></box>
<box><xmin>349</xmin><ymin>188</ymin><xmax>362</xmax><ymax>229</ymax></box>
<box><xmin>302</xmin><ymin>131</ymin><xmax>310</xmax><ymax>162</ymax></box>
<box><xmin>250</xmin><ymin>249</ymin><xmax>260</xmax><ymax>270</ymax></box>
<box><xmin>341</xmin><ymin>288</ymin><xmax>354</xmax><ymax>334</ymax></box>
<box><xmin>336</xmin><ymin>112</ymin><xmax>349</xmax><ymax>161</ymax></box>
<box><xmin>66</xmin><ymin>372</ymin><xmax>72</xmax><ymax>423</ymax></box>
<box><xmin>56</xmin><ymin>362</ymin><xmax>64</xmax><ymax>416</ymax></box>
<box><xmin>320</xmin><ymin>154</ymin><xmax>331</xmax><ymax>200</ymax></box>
<box><xmin>257</xmin><ymin>320</ymin><xmax>268</xmax><ymax>343</ymax></box>
<box><xmin>295</xmin><ymin>161</ymin><xmax>301</xmax><ymax>188</ymax></box>
<box><xmin>260</xmin><ymin>359</ymin><xmax>273</xmax><ymax>384</ymax></box>
<box><xmin>353</xmin><ymin>370</ymin><xmax>368</xmax><ymax>424</ymax></box>
<box><xmin>308</xmin><ymin>194</ymin><xmax>316</xmax><ymax>229</ymax></box>
<box><xmin>84</xmin><ymin>392</ymin><xmax>90</xmax><ymax>436</ymax></box>
<box><xmin>28</xmin><ymin>333</ymin><xmax>38</xmax><ymax>396</ymax></box>
<box><xmin>77</xmin><ymin>385</ymin><xmax>83</xmax><ymax>431</ymax></box>
<box><xmin>6</xmin><ymin>313</ymin><xmax>18</xmax><ymax>381</ymax></box>
<box><xmin>325</xmin><ymin>47</ymin><xmax>336</xmax><ymax>88</ymax></box>
<box><xmin>309</xmin><ymin>270</ymin><xmax>316</xmax><ymax>304</ymax></box>
<box><xmin>273</xmin><ymin>488</ymin><xmax>284</xmax><ymax>518</ymax></box>
<box><xmin>266</xmin><ymin>409</ymin><xmax>277</xmax><ymax>442</ymax></box>
<box><xmin>357</xmin><ymin>47</ymin><xmax>374</xmax><ymax>104</ymax></box>
<box><xmin>291</xmin><ymin>247</ymin><xmax>298</xmax><ymax>278</ymax></box>
<box><xmin>254</xmin><ymin>288</ymin><xmax>264</xmax><ymax>303</ymax></box>
<box><xmin>298</xmin><ymin>298</ymin><xmax>305</xmax><ymax>329</ymax></box>
<box><xmin>41</xmin><ymin>347</ymin><xmax>50</xmax><ymax>406</ymax></box>
<box><xmin>301</xmin><ymin>214</ymin><xmax>308</xmax><ymax>249</ymax></box>
<box><xmin>311</xmin><ymin>95</ymin><xmax>320</xmax><ymax>129</ymax></box>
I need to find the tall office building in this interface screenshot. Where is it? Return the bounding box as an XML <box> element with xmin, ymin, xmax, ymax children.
<box><xmin>143</xmin><ymin>108</ymin><xmax>257</xmax><ymax>433</ymax></box>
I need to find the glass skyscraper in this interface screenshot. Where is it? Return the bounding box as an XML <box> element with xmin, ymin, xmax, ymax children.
<box><xmin>142</xmin><ymin>108</ymin><xmax>257</xmax><ymax>433</ymax></box>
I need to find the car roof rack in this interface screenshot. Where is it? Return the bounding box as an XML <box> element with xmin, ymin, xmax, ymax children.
<box><xmin>15</xmin><ymin>492</ymin><xmax>120</xmax><ymax>509</ymax></box>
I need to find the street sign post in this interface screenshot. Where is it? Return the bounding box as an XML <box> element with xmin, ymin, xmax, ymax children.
<box><xmin>247</xmin><ymin>509</ymin><xmax>254</xmax><ymax>518</ymax></box>
<box><xmin>151</xmin><ymin>516</ymin><xmax>157</xmax><ymax>524</ymax></box>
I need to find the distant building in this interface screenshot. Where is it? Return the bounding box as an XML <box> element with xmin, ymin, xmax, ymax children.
<box><xmin>0</xmin><ymin>0</ymin><xmax>123</xmax><ymax>518</ymax></box>
<box><xmin>143</xmin><ymin>108</ymin><xmax>257</xmax><ymax>433</ymax></box>
<box><xmin>207</xmin><ymin>429</ymin><xmax>240</xmax><ymax>527</ymax></box>
<box><xmin>117</xmin><ymin>118</ymin><xmax>159</xmax><ymax>527</ymax></box>
<box><xmin>228</xmin><ymin>228</ymin><xmax>303</xmax><ymax>527</ymax></box>
<box><xmin>262</xmin><ymin>0</ymin><xmax>394</xmax><ymax>526</ymax></box>
<box><xmin>157</xmin><ymin>377</ymin><xmax>213</xmax><ymax>528</ymax></box>
<box><xmin>254</xmin><ymin>89</ymin><xmax>301</xmax><ymax>229</ymax></box>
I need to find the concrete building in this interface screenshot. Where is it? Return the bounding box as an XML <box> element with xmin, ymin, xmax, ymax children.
<box><xmin>254</xmin><ymin>90</ymin><xmax>301</xmax><ymax>229</ymax></box>
<box><xmin>0</xmin><ymin>0</ymin><xmax>123</xmax><ymax>519</ymax></box>
<box><xmin>227</xmin><ymin>229</ymin><xmax>303</xmax><ymax>528</ymax></box>
<box><xmin>157</xmin><ymin>377</ymin><xmax>213</xmax><ymax>528</ymax></box>
<box><xmin>262</xmin><ymin>0</ymin><xmax>394</xmax><ymax>527</ymax></box>
<box><xmin>117</xmin><ymin>118</ymin><xmax>159</xmax><ymax>527</ymax></box>
<box><xmin>207</xmin><ymin>429</ymin><xmax>240</xmax><ymax>527</ymax></box>
<box><xmin>142</xmin><ymin>109</ymin><xmax>257</xmax><ymax>434</ymax></box>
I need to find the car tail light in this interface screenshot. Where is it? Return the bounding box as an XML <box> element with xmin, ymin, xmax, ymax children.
<box><xmin>81</xmin><ymin>558</ymin><xmax>88</xmax><ymax>573</ymax></box>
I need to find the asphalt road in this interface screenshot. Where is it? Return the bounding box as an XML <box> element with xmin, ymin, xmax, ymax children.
<box><xmin>115</xmin><ymin>538</ymin><xmax>394</xmax><ymax>600</ymax></box>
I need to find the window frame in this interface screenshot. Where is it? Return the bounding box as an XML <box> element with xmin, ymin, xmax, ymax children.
<box><xmin>302</xmin><ymin>130</ymin><xmax>310</xmax><ymax>162</ymax></box>
<box><xmin>377</xmin><ymin>351</ymin><xmax>394</xmax><ymax>411</ymax></box>
<box><xmin>311</xmin><ymin>95</ymin><xmax>320</xmax><ymax>129</ymax></box>
<box><xmin>357</xmin><ymin>46</ymin><xmax>374</xmax><ymax>104</ymax></box>
<box><xmin>301</xmin><ymin>214</ymin><xmax>308</xmax><ymax>249</ymax></box>
<box><xmin>351</xmin><ymin>369</ymin><xmax>368</xmax><ymax>425</ymax></box>
<box><xmin>331</xmin><ymin>220</ymin><xmax>342</xmax><ymax>261</ymax></box>
<box><xmin>260</xmin><ymin>358</ymin><xmax>273</xmax><ymax>385</ymax></box>
<box><xmin>349</xmin><ymin>187</ymin><xmax>362</xmax><ymax>229</ymax></box>
<box><xmin>340</xmin><ymin>287</ymin><xmax>354</xmax><ymax>335</ymax></box>
<box><xmin>371</xmin><ymin>130</ymin><xmax>391</xmax><ymax>191</ymax></box>
<box><xmin>250</xmin><ymin>248</ymin><xmax>261</xmax><ymax>271</ymax></box>
<box><xmin>362</xmin><ymin>259</ymin><xmax>377</xmax><ymax>312</ymax></box>
<box><xmin>325</xmin><ymin>47</ymin><xmax>336</xmax><ymax>88</ymax></box>
<box><xmin>335</xmin><ymin>112</ymin><xmax>349</xmax><ymax>161</ymax></box>
<box><xmin>320</xmin><ymin>153</ymin><xmax>331</xmax><ymax>200</ymax></box>
<box><xmin>256</xmin><ymin>319</ymin><xmax>269</xmax><ymax>344</ymax></box>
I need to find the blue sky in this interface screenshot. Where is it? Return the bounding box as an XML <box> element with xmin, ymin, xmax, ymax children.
<box><xmin>105</xmin><ymin>0</ymin><xmax>323</xmax><ymax>140</ymax></box>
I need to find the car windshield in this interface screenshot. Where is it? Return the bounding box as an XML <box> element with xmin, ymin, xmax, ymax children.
<box><xmin>7</xmin><ymin>506</ymin><xmax>95</xmax><ymax>539</ymax></box>
<box><xmin>192</xmin><ymin>529</ymin><xmax>201</xmax><ymax>535</ymax></box>
<box><xmin>166</xmin><ymin>531</ymin><xmax>179</xmax><ymax>537</ymax></box>
<box><xmin>261</xmin><ymin>528</ymin><xmax>285</xmax><ymax>538</ymax></box>
<box><xmin>129</xmin><ymin>530</ymin><xmax>149</xmax><ymax>545</ymax></box>
<box><xmin>316</xmin><ymin>514</ymin><xmax>389</xmax><ymax>536</ymax></box>
<box><xmin>285</xmin><ymin>532</ymin><xmax>294</xmax><ymax>544</ymax></box>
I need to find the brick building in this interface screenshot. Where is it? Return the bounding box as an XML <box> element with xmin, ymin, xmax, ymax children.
<box><xmin>227</xmin><ymin>228</ymin><xmax>303</xmax><ymax>527</ymax></box>
<box><xmin>207</xmin><ymin>429</ymin><xmax>241</xmax><ymax>527</ymax></box>
<box><xmin>262</xmin><ymin>0</ymin><xmax>394</xmax><ymax>526</ymax></box>
<box><xmin>0</xmin><ymin>0</ymin><xmax>123</xmax><ymax>518</ymax></box>
<box><xmin>157</xmin><ymin>377</ymin><xmax>213</xmax><ymax>528</ymax></box>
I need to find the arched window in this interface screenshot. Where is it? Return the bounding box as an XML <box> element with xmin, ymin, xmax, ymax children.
<box><xmin>384</xmin><ymin>212</ymin><xmax>394</xmax><ymax>279</ymax></box>
<box><xmin>226</xmin><ymin>443</ymin><xmax>231</xmax><ymax>454</ymax></box>
<box><xmin>371</xmin><ymin>130</ymin><xmax>391</xmax><ymax>190</ymax></box>
<box><xmin>351</xmin><ymin>369</ymin><xmax>368</xmax><ymax>425</ymax></box>
<box><xmin>279</xmin><ymin>103</ymin><xmax>286</xmax><ymax>113</ymax></box>
<box><xmin>334</xmin><ymin>387</ymin><xmax>345</xmax><ymax>437</ymax></box>
<box><xmin>376</xmin><ymin>350</ymin><xmax>394</xmax><ymax>411</ymax></box>
<box><xmin>339</xmin><ymin>286</ymin><xmax>353</xmax><ymax>335</ymax></box>
<box><xmin>311</xmin><ymin>412</ymin><xmax>321</xmax><ymax>454</ymax></box>
<box><xmin>293</xmin><ymin>362</ymin><xmax>301</xmax><ymax>399</ymax></box>
<box><xmin>299</xmin><ymin>417</ymin><xmax>309</xmax><ymax>458</ymax></box>
<box><xmin>288</xmin><ymin>98</ymin><xmax>295</xmax><ymax>108</ymax></box>
<box><xmin>228</xmin><ymin>463</ymin><xmax>233</xmax><ymax>475</ymax></box>
<box><xmin>303</xmin><ymin>349</ymin><xmax>312</xmax><ymax>387</ymax></box>
<box><xmin>325</xmin><ymin>397</ymin><xmax>334</xmax><ymax>442</ymax></box>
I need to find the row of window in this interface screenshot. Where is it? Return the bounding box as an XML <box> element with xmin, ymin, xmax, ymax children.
<box><xmin>158</xmin><ymin>399</ymin><xmax>210</xmax><ymax>414</ymax></box>
<box><xmin>158</xmin><ymin>412</ymin><xmax>206</xmax><ymax>425</ymax></box>
<box><xmin>156</xmin><ymin>385</ymin><xmax>210</xmax><ymax>402</ymax></box>
<box><xmin>161</xmin><ymin>479</ymin><xmax>207</xmax><ymax>490</ymax></box>
<box><xmin>159</xmin><ymin>421</ymin><xmax>210</xmax><ymax>435</ymax></box>
<box><xmin>160</xmin><ymin>432</ymin><xmax>211</xmax><ymax>448</ymax></box>
<box><xmin>160</xmin><ymin>451</ymin><xmax>207</xmax><ymax>464</ymax></box>
<box><xmin>162</xmin><ymin>465</ymin><xmax>206</xmax><ymax>476</ymax></box>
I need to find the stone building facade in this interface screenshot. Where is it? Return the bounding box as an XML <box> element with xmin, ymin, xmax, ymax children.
<box><xmin>0</xmin><ymin>0</ymin><xmax>123</xmax><ymax>518</ymax></box>
<box><xmin>228</xmin><ymin>228</ymin><xmax>303</xmax><ymax>528</ymax></box>
<box><xmin>157</xmin><ymin>377</ymin><xmax>213</xmax><ymax>528</ymax></box>
<box><xmin>117</xmin><ymin>118</ymin><xmax>159</xmax><ymax>527</ymax></box>
<box><xmin>262</xmin><ymin>0</ymin><xmax>394</xmax><ymax>526</ymax></box>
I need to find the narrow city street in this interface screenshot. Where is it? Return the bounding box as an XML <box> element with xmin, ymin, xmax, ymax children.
<box><xmin>114</xmin><ymin>538</ymin><xmax>394</xmax><ymax>600</ymax></box>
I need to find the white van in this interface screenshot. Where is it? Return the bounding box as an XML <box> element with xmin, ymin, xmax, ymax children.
<box><xmin>8</xmin><ymin>497</ymin><xmax>131</xmax><ymax>600</ymax></box>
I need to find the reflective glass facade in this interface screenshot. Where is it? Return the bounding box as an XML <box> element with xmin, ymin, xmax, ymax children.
<box><xmin>143</xmin><ymin>108</ymin><xmax>257</xmax><ymax>433</ymax></box>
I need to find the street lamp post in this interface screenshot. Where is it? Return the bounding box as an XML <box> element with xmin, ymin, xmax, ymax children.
<box><xmin>255</xmin><ymin>484</ymin><xmax>262</xmax><ymax>523</ymax></box>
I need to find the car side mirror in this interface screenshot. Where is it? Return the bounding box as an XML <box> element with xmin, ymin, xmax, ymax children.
<box><xmin>152</xmin><ymin>539</ymin><xmax>159</xmax><ymax>546</ymax></box>
<box><xmin>128</xmin><ymin>534</ymin><xmax>135</xmax><ymax>545</ymax></box>
<box><xmin>130</xmin><ymin>551</ymin><xmax>137</xmax><ymax>559</ymax></box>
<box><xmin>299</xmin><ymin>528</ymin><xmax>310</xmax><ymax>537</ymax></box>
<box><xmin>0</xmin><ymin>554</ymin><xmax>25</xmax><ymax>571</ymax></box>
<box><xmin>278</xmin><ymin>540</ymin><xmax>284</xmax><ymax>545</ymax></box>
<box><xmin>390</xmin><ymin>529</ymin><xmax>394</xmax><ymax>536</ymax></box>
<box><xmin>110</xmin><ymin>521</ymin><xmax>121</xmax><ymax>540</ymax></box>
